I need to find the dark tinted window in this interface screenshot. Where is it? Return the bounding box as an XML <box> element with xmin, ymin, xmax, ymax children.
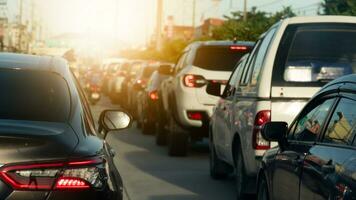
<box><xmin>0</xmin><ymin>70</ymin><xmax>70</xmax><ymax>122</ymax></box>
<box><xmin>324</xmin><ymin>98</ymin><xmax>356</xmax><ymax>145</ymax></box>
<box><xmin>193</xmin><ymin>46</ymin><xmax>248</xmax><ymax>71</ymax></box>
<box><xmin>273</xmin><ymin>24</ymin><xmax>356</xmax><ymax>86</ymax></box>
<box><xmin>292</xmin><ymin>98</ymin><xmax>335</xmax><ymax>142</ymax></box>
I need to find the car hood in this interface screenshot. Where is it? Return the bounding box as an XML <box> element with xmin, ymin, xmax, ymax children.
<box><xmin>0</xmin><ymin>120</ymin><xmax>78</xmax><ymax>164</ymax></box>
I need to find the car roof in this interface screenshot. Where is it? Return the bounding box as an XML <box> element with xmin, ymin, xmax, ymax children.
<box><xmin>317</xmin><ymin>74</ymin><xmax>356</xmax><ymax>96</ymax></box>
<box><xmin>186</xmin><ymin>40</ymin><xmax>255</xmax><ymax>51</ymax></box>
<box><xmin>282</xmin><ymin>15</ymin><xmax>356</xmax><ymax>25</ymax></box>
<box><xmin>0</xmin><ymin>53</ymin><xmax>68</xmax><ymax>77</ymax></box>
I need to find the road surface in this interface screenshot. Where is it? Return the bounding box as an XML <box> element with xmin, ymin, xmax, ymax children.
<box><xmin>91</xmin><ymin>97</ymin><xmax>237</xmax><ymax>200</ymax></box>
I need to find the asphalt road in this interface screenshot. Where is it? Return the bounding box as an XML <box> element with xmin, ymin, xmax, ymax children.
<box><xmin>91</xmin><ymin>97</ymin><xmax>236</xmax><ymax>200</ymax></box>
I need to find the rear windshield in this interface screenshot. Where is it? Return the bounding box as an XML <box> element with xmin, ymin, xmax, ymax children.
<box><xmin>193</xmin><ymin>46</ymin><xmax>248</xmax><ymax>71</ymax></box>
<box><xmin>0</xmin><ymin>70</ymin><xmax>70</xmax><ymax>122</ymax></box>
<box><xmin>274</xmin><ymin>23</ymin><xmax>356</xmax><ymax>86</ymax></box>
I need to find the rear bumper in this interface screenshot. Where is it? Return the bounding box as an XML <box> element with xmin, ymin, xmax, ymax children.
<box><xmin>4</xmin><ymin>187</ymin><xmax>122</xmax><ymax>200</ymax></box>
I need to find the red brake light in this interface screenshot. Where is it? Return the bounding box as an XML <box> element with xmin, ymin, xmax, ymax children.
<box><xmin>149</xmin><ymin>90</ymin><xmax>159</xmax><ymax>100</ymax></box>
<box><xmin>253</xmin><ymin>110</ymin><xmax>271</xmax><ymax>150</ymax></box>
<box><xmin>183</xmin><ymin>74</ymin><xmax>206</xmax><ymax>88</ymax></box>
<box><xmin>187</xmin><ymin>111</ymin><xmax>203</xmax><ymax>121</ymax></box>
<box><xmin>0</xmin><ymin>157</ymin><xmax>105</xmax><ymax>191</ymax></box>
<box><xmin>230</xmin><ymin>45</ymin><xmax>248</xmax><ymax>51</ymax></box>
<box><xmin>55</xmin><ymin>177</ymin><xmax>90</xmax><ymax>189</ymax></box>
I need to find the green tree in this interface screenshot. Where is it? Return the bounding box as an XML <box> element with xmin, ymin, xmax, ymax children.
<box><xmin>212</xmin><ymin>7</ymin><xmax>295</xmax><ymax>41</ymax></box>
<box><xmin>321</xmin><ymin>0</ymin><xmax>356</xmax><ymax>15</ymax></box>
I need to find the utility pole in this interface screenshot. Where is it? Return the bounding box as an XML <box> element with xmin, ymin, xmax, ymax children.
<box><xmin>156</xmin><ymin>0</ymin><xmax>163</xmax><ymax>51</ymax></box>
<box><xmin>18</xmin><ymin>0</ymin><xmax>23</xmax><ymax>52</ymax></box>
<box><xmin>192</xmin><ymin>0</ymin><xmax>196</xmax><ymax>27</ymax></box>
<box><xmin>243</xmin><ymin>0</ymin><xmax>247</xmax><ymax>21</ymax></box>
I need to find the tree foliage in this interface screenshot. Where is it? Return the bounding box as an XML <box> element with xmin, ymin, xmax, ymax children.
<box><xmin>121</xmin><ymin>7</ymin><xmax>296</xmax><ymax>62</ymax></box>
<box><xmin>212</xmin><ymin>7</ymin><xmax>295</xmax><ymax>41</ymax></box>
<box><xmin>321</xmin><ymin>0</ymin><xmax>356</xmax><ymax>16</ymax></box>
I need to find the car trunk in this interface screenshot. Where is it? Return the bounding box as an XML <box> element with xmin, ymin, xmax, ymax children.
<box><xmin>0</xmin><ymin>120</ymin><xmax>78</xmax><ymax>164</ymax></box>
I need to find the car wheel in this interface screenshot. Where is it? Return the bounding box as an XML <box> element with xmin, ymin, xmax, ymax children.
<box><xmin>209</xmin><ymin>141</ymin><xmax>231</xmax><ymax>179</ymax></box>
<box><xmin>156</xmin><ymin>122</ymin><xmax>167</xmax><ymax>145</ymax></box>
<box><xmin>235</xmin><ymin>145</ymin><xmax>247</xmax><ymax>199</ymax></box>
<box><xmin>257</xmin><ymin>175</ymin><xmax>269</xmax><ymax>200</ymax></box>
<box><xmin>142</xmin><ymin>120</ymin><xmax>153</xmax><ymax>135</ymax></box>
<box><xmin>168</xmin><ymin>117</ymin><xmax>188</xmax><ymax>156</ymax></box>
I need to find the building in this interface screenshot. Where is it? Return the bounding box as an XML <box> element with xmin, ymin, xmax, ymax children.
<box><xmin>163</xmin><ymin>25</ymin><xmax>195</xmax><ymax>40</ymax></box>
<box><xmin>195</xmin><ymin>18</ymin><xmax>224</xmax><ymax>38</ymax></box>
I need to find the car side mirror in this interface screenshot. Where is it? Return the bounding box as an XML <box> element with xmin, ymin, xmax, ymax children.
<box><xmin>261</xmin><ymin>122</ymin><xmax>288</xmax><ymax>142</ymax></box>
<box><xmin>206</xmin><ymin>81</ymin><xmax>222</xmax><ymax>97</ymax></box>
<box><xmin>99</xmin><ymin>110</ymin><xmax>132</xmax><ymax>139</ymax></box>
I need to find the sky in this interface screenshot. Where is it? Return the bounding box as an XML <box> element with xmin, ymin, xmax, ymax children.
<box><xmin>5</xmin><ymin>0</ymin><xmax>323</xmax><ymax>46</ymax></box>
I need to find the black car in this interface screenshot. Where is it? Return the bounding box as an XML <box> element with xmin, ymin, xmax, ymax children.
<box><xmin>0</xmin><ymin>53</ymin><xmax>132</xmax><ymax>200</ymax></box>
<box><xmin>257</xmin><ymin>74</ymin><xmax>356</xmax><ymax>200</ymax></box>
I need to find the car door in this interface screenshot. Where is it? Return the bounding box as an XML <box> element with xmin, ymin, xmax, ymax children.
<box><xmin>271</xmin><ymin>97</ymin><xmax>338</xmax><ymax>200</ymax></box>
<box><xmin>300</xmin><ymin>94</ymin><xmax>356</xmax><ymax>200</ymax></box>
<box><xmin>213</xmin><ymin>62</ymin><xmax>242</xmax><ymax>158</ymax></box>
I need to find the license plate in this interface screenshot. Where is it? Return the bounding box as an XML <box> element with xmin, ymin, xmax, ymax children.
<box><xmin>91</xmin><ymin>93</ymin><xmax>100</xmax><ymax>99</ymax></box>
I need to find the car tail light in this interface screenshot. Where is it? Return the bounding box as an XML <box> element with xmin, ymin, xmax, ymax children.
<box><xmin>252</xmin><ymin>110</ymin><xmax>271</xmax><ymax>150</ymax></box>
<box><xmin>90</xmin><ymin>85</ymin><xmax>100</xmax><ymax>92</ymax></box>
<box><xmin>183</xmin><ymin>75</ymin><xmax>206</xmax><ymax>88</ymax></box>
<box><xmin>230</xmin><ymin>45</ymin><xmax>248</xmax><ymax>51</ymax></box>
<box><xmin>187</xmin><ymin>111</ymin><xmax>203</xmax><ymax>121</ymax></box>
<box><xmin>149</xmin><ymin>90</ymin><xmax>159</xmax><ymax>100</ymax></box>
<box><xmin>0</xmin><ymin>157</ymin><xmax>105</xmax><ymax>190</ymax></box>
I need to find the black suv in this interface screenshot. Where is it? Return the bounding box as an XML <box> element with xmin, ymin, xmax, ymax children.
<box><xmin>257</xmin><ymin>74</ymin><xmax>356</xmax><ymax>200</ymax></box>
<box><xmin>0</xmin><ymin>53</ymin><xmax>131</xmax><ymax>200</ymax></box>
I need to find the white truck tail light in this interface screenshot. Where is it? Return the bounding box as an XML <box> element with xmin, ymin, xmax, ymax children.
<box><xmin>252</xmin><ymin>110</ymin><xmax>271</xmax><ymax>150</ymax></box>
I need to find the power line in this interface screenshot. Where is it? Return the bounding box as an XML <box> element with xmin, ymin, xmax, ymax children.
<box><xmin>255</xmin><ymin>0</ymin><xmax>285</xmax><ymax>8</ymax></box>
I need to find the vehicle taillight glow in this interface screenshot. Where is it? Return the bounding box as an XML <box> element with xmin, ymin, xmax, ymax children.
<box><xmin>183</xmin><ymin>74</ymin><xmax>206</xmax><ymax>88</ymax></box>
<box><xmin>55</xmin><ymin>177</ymin><xmax>90</xmax><ymax>189</ymax></box>
<box><xmin>149</xmin><ymin>90</ymin><xmax>159</xmax><ymax>100</ymax></box>
<box><xmin>230</xmin><ymin>45</ymin><xmax>248</xmax><ymax>51</ymax></box>
<box><xmin>187</xmin><ymin>111</ymin><xmax>203</xmax><ymax>121</ymax></box>
<box><xmin>0</xmin><ymin>157</ymin><xmax>105</xmax><ymax>191</ymax></box>
<box><xmin>253</xmin><ymin>110</ymin><xmax>271</xmax><ymax>150</ymax></box>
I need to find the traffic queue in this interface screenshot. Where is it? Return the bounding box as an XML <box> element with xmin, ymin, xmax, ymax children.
<box><xmin>94</xmin><ymin>16</ymin><xmax>356</xmax><ymax>200</ymax></box>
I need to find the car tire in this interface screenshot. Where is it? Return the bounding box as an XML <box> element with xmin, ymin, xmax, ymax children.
<box><xmin>168</xmin><ymin>117</ymin><xmax>188</xmax><ymax>156</ymax></box>
<box><xmin>156</xmin><ymin>123</ymin><xmax>167</xmax><ymax>145</ymax></box>
<box><xmin>209</xmin><ymin>142</ymin><xmax>231</xmax><ymax>179</ymax></box>
<box><xmin>257</xmin><ymin>175</ymin><xmax>269</xmax><ymax>200</ymax></box>
<box><xmin>235</xmin><ymin>145</ymin><xmax>247</xmax><ymax>199</ymax></box>
<box><xmin>168</xmin><ymin>132</ymin><xmax>188</xmax><ymax>156</ymax></box>
<box><xmin>142</xmin><ymin>120</ymin><xmax>154</xmax><ymax>135</ymax></box>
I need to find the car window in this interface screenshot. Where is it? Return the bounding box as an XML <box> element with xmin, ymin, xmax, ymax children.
<box><xmin>175</xmin><ymin>53</ymin><xmax>187</xmax><ymax>73</ymax></box>
<box><xmin>0</xmin><ymin>69</ymin><xmax>70</xmax><ymax>122</ymax></box>
<box><xmin>240</xmin><ymin>40</ymin><xmax>261</xmax><ymax>85</ymax></box>
<box><xmin>273</xmin><ymin>23</ymin><xmax>356</xmax><ymax>87</ymax></box>
<box><xmin>291</xmin><ymin>98</ymin><xmax>336</xmax><ymax>142</ymax></box>
<box><xmin>222</xmin><ymin>61</ymin><xmax>242</xmax><ymax>98</ymax></box>
<box><xmin>323</xmin><ymin>98</ymin><xmax>356</xmax><ymax>145</ymax></box>
<box><xmin>193</xmin><ymin>45</ymin><xmax>249</xmax><ymax>71</ymax></box>
<box><xmin>250</xmin><ymin>28</ymin><xmax>276</xmax><ymax>86</ymax></box>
